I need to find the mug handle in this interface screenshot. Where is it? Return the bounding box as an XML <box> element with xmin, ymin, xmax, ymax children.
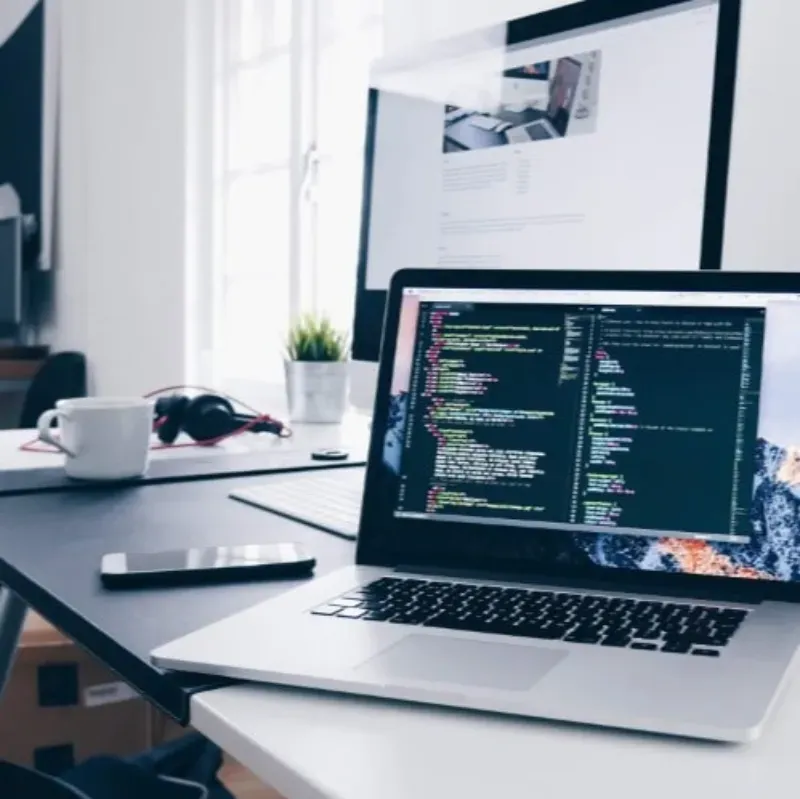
<box><xmin>37</xmin><ymin>409</ymin><xmax>77</xmax><ymax>458</ymax></box>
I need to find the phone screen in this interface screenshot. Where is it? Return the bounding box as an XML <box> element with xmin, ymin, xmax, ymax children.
<box><xmin>103</xmin><ymin>544</ymin><xmax>308</xmax><ymax>575</ymax></box>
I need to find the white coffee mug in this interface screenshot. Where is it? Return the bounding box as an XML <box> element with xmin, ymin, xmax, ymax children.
<box><xmin>37</xmin><ymin>397</ymin><xmax>153</xmax><ymax>481</ymax></box>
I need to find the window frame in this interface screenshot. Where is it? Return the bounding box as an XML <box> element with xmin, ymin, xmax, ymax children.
<box><xmin>208</xmin><ymin>0</ymin><xmax>382</xmax><ymax>389</ymax></box>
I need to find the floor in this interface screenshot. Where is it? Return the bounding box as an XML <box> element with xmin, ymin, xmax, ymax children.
<box><xmin>221</xmin><ymin>759</ymin><xmax>284</xmax><ymax>799</ymax></box>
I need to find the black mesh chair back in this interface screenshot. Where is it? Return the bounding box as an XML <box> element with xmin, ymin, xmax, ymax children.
<box><xmin>19</xmin><ymin>351</ymin><xmax>87</xmax><ymax>429</ymax></box>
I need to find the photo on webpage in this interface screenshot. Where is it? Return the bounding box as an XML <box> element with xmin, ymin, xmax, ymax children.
<box><xmin>442</xmin><ymin>50</ymin><xmax>602</xmax><ymax>153</ymax></box>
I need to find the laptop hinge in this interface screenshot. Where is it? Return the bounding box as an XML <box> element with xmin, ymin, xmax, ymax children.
<box><xmin>394</xmin><ymin>565</ymin><xmax>766</xmax><ymax>605</ymax></box>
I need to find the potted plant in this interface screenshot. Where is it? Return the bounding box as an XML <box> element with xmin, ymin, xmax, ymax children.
<box><xmin>284</xmin><ymin>315</ymin><xmax>350</xmax><ymax>423</ymax></box>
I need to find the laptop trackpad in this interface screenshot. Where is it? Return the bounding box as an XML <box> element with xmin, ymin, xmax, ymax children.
<box><xmin>355</xmin><ymin>634</ymin><xmax>567</xmax><ymax>691</ymax></box>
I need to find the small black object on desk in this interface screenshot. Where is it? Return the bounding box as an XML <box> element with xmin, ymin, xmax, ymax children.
<box><xmin>311</xmin><ymin>448</ymin><xmax>349</xmax><ymax>462</ymax></box>
<box><xmin>99</xmin><ymin>542</ymin><xmax>316</xmax><ymax>589</ymax></box>
<box><xmin>154</xmin><ymin>393</ymin><xmax>287</xmax><ymax>444</ymax></box>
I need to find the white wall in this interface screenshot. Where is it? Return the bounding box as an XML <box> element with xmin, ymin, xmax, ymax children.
<box><xmin>721</xmin><ymin>0</ymin><xmax>800</xmax><ymax>271</ymax></box>
<box><xmin>50</xmin><ymin>0</ymin><xmax>208</xmax><ymax>395</ymax></box>
<box><xmin>383</xmin><ymin>0</ymin><xmax>576</xmax><ymax>53</ymax></box>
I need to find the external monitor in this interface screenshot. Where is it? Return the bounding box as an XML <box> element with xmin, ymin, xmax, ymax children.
<box><xmin>351</xmin><ymin>0</ymin><xmax>741</xmax><ymax>380</ymax></box>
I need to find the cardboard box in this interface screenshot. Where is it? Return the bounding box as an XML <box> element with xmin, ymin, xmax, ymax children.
<box><xmin>148</xmin><ymin>704</ymin><xmax>190</xmax><ymax>747</ymax></box>
<box><xmin>0</xmin><ymin>611</ymin><xmax>150</xmax><ymax>774</ymax></box>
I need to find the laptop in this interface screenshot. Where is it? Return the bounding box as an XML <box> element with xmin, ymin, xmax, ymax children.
<box><xmin>152</xmin><ymin>269</ymin><xmax>800</xmax><ymax>742</ymax></box>
<box><xmin>504</xmin><ymin>57</ymin><xmax>584</xmax><ymax>143</ymax></box>
<box><xmin>504</xmin><ymin>118</ymin><xmax>560</xmax><ymax>143</ymax></box>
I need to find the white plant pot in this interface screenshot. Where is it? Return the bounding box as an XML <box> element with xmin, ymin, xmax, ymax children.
<box><xmin>284</xmin><ymin>360</ymin><xmax>349</xmax><ymax>424</ymax></box>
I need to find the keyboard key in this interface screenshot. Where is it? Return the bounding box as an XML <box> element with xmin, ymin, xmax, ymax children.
<box><xmin>687</xmin><ymin>632</ymin><xmax>731</xmax><ymax>648</ymax></box>
<box><xmin>422</xmin><ymin>615</ymin><xmax>468</xmax><ymax>631</ymax></box>
<box><xmin>660</xmin><ymin>619</ymin><xmax>685</xmax><ymax>634</ymax></box>
<box><xmin>719</xmin><ymin>609</ymin><xmax>748</xmax><ymax>623</ymax></box>
<box><xmin>630</xmin><ymin>642</ymin><xmax>658</xmax><ymax>651</ymax></box>
<box><xmin>600</xmin><ymin>636</ymin><xmax>632</xmax><ymax>648</ymax></box>
<box><xmin>716</xmin><ymin>622</ymin><xmax>740</xmax><ymax>633</ymax></box>
<box><xmin>311</xmin><ymin>605</ymin><xmax>342</xmax><ymax>617</ymax></box>
<box><xmin>564</xmin><ymin>630</ymin><xmax>602</xmax><ymax>644</ymax></box>
<box><xmin>692</xmin><ymin>648</ymin><xmax>721</xmax><ymax>657</ymax></box>
<box><xmin>525</xmin><ymin>624</ymin><xmax>568</xmax><ymax>641</ymax></box>
<box><xmin>337</xmin><ymin>608</ymin><xmax>368</xmax><ymax>619</ymax></box>
<box><xmin>632</xmin><ymin>627</ymin><xmax>661</xmax><ymax>640</ymax></box>
<box><xmin>330</xmin><ymin>598</ymin><xmax>363</xmax><ymax>608</ymax></box>
<box><xmin>661</xmin><ymin>640</ymin><xmax>692</xmax><ymax>654</ymax></box>
<box><xmin>370</xmin><ymin>577</ymin><xmax>401</xmax><ymax>591</ymax></box>
<box><xmin>359</xmin><ymin>600</ymin><xmax>386</xmax><ymax>612</ymax></box>
<box><xmin>362</xmin><ymin>611</ymin><xmax>393</xmax><ymax>621</ymax></box>
<box><xmin>388</xmin><ymin>612</ymin><xmax>426</xmax><ymax>625</ymax></box>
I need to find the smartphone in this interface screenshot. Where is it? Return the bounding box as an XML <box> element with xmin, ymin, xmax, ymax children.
<box><xmin>100</xmin><ymin>543</ymin><xmax>316</xmax><ymax>588</ymax></box>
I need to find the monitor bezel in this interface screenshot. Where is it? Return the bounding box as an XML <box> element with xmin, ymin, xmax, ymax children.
<box><xmin>351</xmin><ymin>0</ymin><xmax>742</xmax><ymax>363</ymax></box>
<box><xmin>357</xmin><ymin>268</ymin><xmax>800</xmax><ymax>603</ymax></box>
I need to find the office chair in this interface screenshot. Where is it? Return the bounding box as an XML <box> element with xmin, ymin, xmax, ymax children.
<box><xmin>18</xmin><ymin>351</ymin><xmax>87</xmax><ymax>429</ymax></box>
<box><xmin>0</xmin><ymin>761</ymin><xmax>91</xmax><ymax>799</ymax></box>
<box><xmin>0</xmin><ymin>734</ymin><xmax>230</xmax><ymax>799</ymax></box>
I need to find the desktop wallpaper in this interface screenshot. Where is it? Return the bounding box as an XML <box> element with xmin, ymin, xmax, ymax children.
<box><xmin>383</xmin><ymin>294</ymin><xmax>800</xmax><ymax>582</ymax></box>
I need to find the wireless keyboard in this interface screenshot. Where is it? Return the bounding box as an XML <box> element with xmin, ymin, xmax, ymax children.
<box><xmin>230</xmin><ymin>467</ymin><xmax>365</xmax><ymax>540</ymax></box>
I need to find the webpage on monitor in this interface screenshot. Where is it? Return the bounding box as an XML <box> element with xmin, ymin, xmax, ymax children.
<box><xmin>365</xmin><ymin>0</ymin><xmax>721</xmax><ymax>289</ymax></box>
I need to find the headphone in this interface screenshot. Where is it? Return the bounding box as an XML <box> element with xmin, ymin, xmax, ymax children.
<box><xmin>153</xmin><ymin>393</ymin><xmax>287</xmax><ymax>445</ymax></box>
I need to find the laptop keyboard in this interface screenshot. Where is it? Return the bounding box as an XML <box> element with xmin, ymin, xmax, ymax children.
<box><xmin>312</xmin><ymin>577</ymin><xmax>749</xmax><ymax>656</ymax></box>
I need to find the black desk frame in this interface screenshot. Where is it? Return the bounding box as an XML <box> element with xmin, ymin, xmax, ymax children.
<box><xmin>0</xmin><ymin>588</ymin><xmax>26</xmax><ymax>698</ymax></box>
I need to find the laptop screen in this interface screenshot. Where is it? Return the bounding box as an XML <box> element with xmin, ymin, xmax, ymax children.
<box><xmin>382</xmin><ymin>286</ymin><xmax>800</xmax><ymax>582</ymax></box>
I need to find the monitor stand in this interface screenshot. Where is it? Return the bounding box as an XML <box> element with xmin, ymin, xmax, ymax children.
<box><xmin>349</xmin><ymin>360</ymin><xmax>378</xmax><ymax>419</ymax></box>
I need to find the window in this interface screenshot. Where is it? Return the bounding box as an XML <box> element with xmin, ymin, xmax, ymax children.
<box><xmin>211</xmin><ymin>0</ymin><xmax>384</xmax><ymax>388</ymax></box>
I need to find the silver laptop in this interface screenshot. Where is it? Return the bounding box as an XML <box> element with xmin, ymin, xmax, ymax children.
<box><xmin>152</xmin><ymin>269</ymin><xmax>800</xmax><ymax>743</ymax></box>
<box><xmin>504</xmin><ymin>118</ymin><xmax>559</xmax><ymax>143</ymax></box>
<box><xmin>504</xmin><ymin>56</ymin><xmax>583</xmax><ymax>143</ymax></box>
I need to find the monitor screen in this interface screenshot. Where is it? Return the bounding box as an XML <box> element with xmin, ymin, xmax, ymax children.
<box><xmin>381</xmin><ymin>285</ymin><xmax>800</xmax><ymax>582</ymax></box>
<box><xmin>353</xmin><ymin>0</ymin><xmax>739</xmax><ymax>361</ymax></box>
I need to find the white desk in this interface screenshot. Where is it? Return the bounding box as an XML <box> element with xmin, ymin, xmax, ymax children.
<box><xmin>0</xmin><ymin>414</ymin><xmax>371</xmax><ymax>474</ymax></box>
<box><xmin>191</xmin><ymin>670</ymin><xmax>800</xmax><ymax>799</ymax></box>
